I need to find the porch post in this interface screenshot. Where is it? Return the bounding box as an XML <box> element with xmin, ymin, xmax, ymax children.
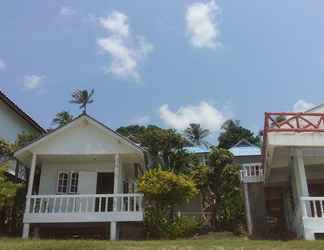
<box><xmin>22</xmin><ymin>153</ymin><xmax>37</xmax><ymax>239</ymax></box>
<box><xmin>111</xmin><ymin>153</ymin><xmax>120</xmax><ymax>240</ymax></box>
<box><xmin>293</xmin><ymin>148</ymin><xmax>314</xmax><ymax>240</ymax></box>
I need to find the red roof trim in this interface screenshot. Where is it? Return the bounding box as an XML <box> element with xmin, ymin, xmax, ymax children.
<box><xmin>0</xmin><ymin>90</ymin><xmax>46</xmax><ymax>134</ymax></box>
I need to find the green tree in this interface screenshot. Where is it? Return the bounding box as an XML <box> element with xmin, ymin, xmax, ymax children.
<box><xmin>116</xmin><ymin>125</ymin><xmax>193</xmax><ymax>172</ymax></box>
<box><xmin>184</xmin><ymin>123</ymin><xmax>210</xmax><ymax>147</ymax></box>
<box><xmin>70</xmin><ymin>89</ymin><xmax>94</xmax><ymax>113</ymax></box>
<box><xmin>138</xmin><ymin>168</ymin><xmax>198</xmax><ymax>238</ymax></box>
<box><xmin>218</xmin><ymin>119</ymin><xmax>260</xmax><ymax>149</ymax></box>
<box><xmin>52</xmin><ymin>111</ymin><xmax>74</xmax><ymax>127</ymax></box>
<box><xmin>191</xmin><ymin>148</ymin><xmax>244</xmax><ymax>231</ymax></box>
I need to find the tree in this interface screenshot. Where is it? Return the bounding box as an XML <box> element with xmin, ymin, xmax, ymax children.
<box><xmin>70</xmin><ymin>89</ymin><xmax>94</xmax><ymax>113</ymax></box>
<box><xmin>116</xmin><ymin>125</ymin><xmax>193</xmax><ymax>171</ymax></box>
<box><xmin>184</xmin><ymin>123</ymin><xmax>210</xmax><ymax>147</ymax></box>
<box><xmin>52</xmin><ymin>111</ymin><xmax>74</xmax><ymax>127</ymax></box>
<box><xmin>138</xmin><ymin>168</ymin><xmax>198</xmax><ymax>238</ymax></box>
<box><xmin>191</xmin><ymin>148</ymin><xmax>244</xmax><ymax>230</ymax></box>
<box><xmin>218</xmin><ymin>119</ymin><xmax>260</xmax><ymax>149</ymax></box>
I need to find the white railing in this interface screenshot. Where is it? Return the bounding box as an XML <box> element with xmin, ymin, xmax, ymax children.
<box><xmin>240</xmin><ymin>163</ymin><xmax>264</xmax><ymax>183</ymax></box>
<box><xmin>25</xmin><ymin>193</ymin><xmax>143</xmax><ymax>219</ymax></box>
<box><xmin>301</xmin><ymin>197</ymin><xmax>324</xmax><ymax>218</ymax></box>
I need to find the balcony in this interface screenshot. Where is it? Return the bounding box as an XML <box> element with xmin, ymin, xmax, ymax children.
<box><xmin>240</xmin><ymin>163</ymin><xmax>264</xmax><ymax>183</ymax></box>
<box><xmin>24</xmin><ymin>193</ymin><xmax>144</xmax><ymax>224</ymax></box>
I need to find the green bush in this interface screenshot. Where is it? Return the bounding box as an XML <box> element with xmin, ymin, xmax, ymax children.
<box><xmin>138</xmin><ymin>168</ymin><xmax>198</xmax><ymax>239</ymax></box>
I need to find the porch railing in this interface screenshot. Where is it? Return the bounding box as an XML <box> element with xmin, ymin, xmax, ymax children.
<box><xmin>26</xmin><ymin>193</ymin><xmax>144</xmax><ymax>215</ymax></box>
<box><xmin>240</xmin><ymin>163</ymin><xmax>264</xmax><ymax>183</ymax></box>
<box><xmin>300</xmin><ymin>197</ymin><xmax>324</xmax><ymax>218</ymax></box>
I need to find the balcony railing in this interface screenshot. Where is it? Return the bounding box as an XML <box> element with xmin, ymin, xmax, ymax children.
<box><xmin>301</xmin><ymin>197</ymin><xmax>324</xmax><ymax>218</ymax></box>
<box><xmin>24</xmin><ymin>193</ymin><xmax>144</xmax><ymax>223</ymax></box>
<box><xmin>264</xmin><ymin>112</ymin><xmax>324</xmax><ymax>133</ymax></box>
<box><xmin>240</xmin><ymin>163</ymin><xmax>264</xmax><ymax>183</ymax></box>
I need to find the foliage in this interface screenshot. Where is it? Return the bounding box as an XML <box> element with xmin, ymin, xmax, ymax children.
<box><xmin>0</xmin><ymin>139</ymin><xmax>13</xmax><ymax>157</ymax></box>
<box><xmin>14</xmin><ymin>131</ymin><xmax>40</xmax><ymax>150</ymax></box>
<box><xmin>117</xmin><ymin>125</ymin><xmax>194</xmax><ymax>172</ymax></box>
<box><xmin>70</xmin><ymin>89</ymin><xmax>94</xmax><ymax>113</ymax></box>
<box><xmin>138</xmin><ymin>168</ymin><xmax>198</xmax><ymax>238</ymax></box>
<box><xmin>52</xmin><ymin>111</ymin><xmax>74</xmax><ymax>127</ymax></box>
<box><xmin>191</xmin><ymin>148</ymin><xmax>244</xmax><ymax>230</ymax></box>
<box><xmin>184</xmin><ymin>123</ymin><xmax>210</xmax><ymax>147</ymax></box>
<box><xmin>0</xmin><ymin>163</ymin><xmax>25</xmax><ymax>235</ymax></box>
<box><xmin>218</xmin><ymin>119</ymin><xmax>260</xmax><ymax>149</ymax></box>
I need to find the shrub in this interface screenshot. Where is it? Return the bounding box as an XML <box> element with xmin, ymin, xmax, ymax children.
<box><xmin>138</xmin><ymin>168</ymin><xmax>198</xmax><ymax>239</ymax></box>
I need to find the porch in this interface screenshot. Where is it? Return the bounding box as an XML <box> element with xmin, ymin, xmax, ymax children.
<box><xmin>21</xmin><ymin>153</ymin><xmax>144</xmax><ymax>240</ymax></box>
<box><xmin>263</xmin><ymin>112</ymin><xmax>324</xmax><ymax>240</ymax></box>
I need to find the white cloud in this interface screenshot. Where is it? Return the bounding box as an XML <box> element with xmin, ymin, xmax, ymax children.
<box><xmin>60</xmin><ymin>6</ymin><xmax>76</xmax><ymax>16</ymax></box>
<box><xmin>159</xmin><ymin>101</ymin><xmax>228</xmax><ymax>132</ymax></box>
<box><xmin>130</xmin><ymin>115</ymin><xmax>151</xmax><ymax>125</ymax></box>
<box><xmin>0</xmin><ymin>59</ymin><xmax>6</xmax><ymax>70</ymax></box>
<box><xmin>22</xmin><ymin>75</ymin><xmax>45</xmax><ymax>90</ymax></box>
<box><xmin>97</xmin><ymin>11</ymin><xmax>154</xmax><ymax>81</ymax></box>
<box><xmin>293</xmin><ymin>99</ymin><xmax>315</xmax><ymax>112</ymax></box>
<box><xmin>186</xmin><ymin>0</ymin><xmax>221</xmax><ymax>49</ymax></box>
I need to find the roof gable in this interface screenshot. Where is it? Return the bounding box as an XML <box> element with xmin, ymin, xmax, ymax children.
<box><xmin>229</xmin><ymin>139</ymin><xmax>261</xmax><ymax>157</ymax></box>
<box><xmin>15</xmin><ymin>114</ymin><xmax>144</xmax><ymax>157</ymax></box>
<box><xmin>0</xmin><ymin>91</ymin><xmax>45</xmax><ymax>133</ymax></box>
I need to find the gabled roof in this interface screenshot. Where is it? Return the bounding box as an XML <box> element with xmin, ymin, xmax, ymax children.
<box><xmin>184</xmin><ymin>146</ymin><xmax>210</xmax><ymax>154</ymax></box>
<box><xmin>14</xmin><ymin>113</ymin><xmax>145</xmax><ymax>157</ymax></box>
<box><xmin>305</xmin><ymin>104</ymin><xmax>324</xmax><ymax>113</ymax></box>
<box><xmin>229</xmin><ymin>139</ymin><xmax>261</xmax><ymax>157</ymax></box>
<box><xmin>0</xmin><ymin>90</ymin><xmax>45</xmax><ymax>134</ymax></box>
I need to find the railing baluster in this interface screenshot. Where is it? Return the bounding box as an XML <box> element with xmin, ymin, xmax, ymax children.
<box><xmin>320</xmin><ymin>200</ymin><xmax>324</xmax><ymax>218</ymax></box>
<box><xmin>314</xmin><ymin>200</ymin><xmax>318</xmax><ymax>218</ymax></box>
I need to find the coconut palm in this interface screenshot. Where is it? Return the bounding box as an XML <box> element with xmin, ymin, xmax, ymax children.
<box><xmin>70</xmin><ymin>89</ymin><xmax>94</xmax><ymax>113</ymax></box>
<box><xmin>184</xmin><ymin>123</ymin><xmax>210</xmax><ymax>147</ymax></box>
<box><xmin>52</xmin><ymin>111</ymin><xmax>74</xmax><ymax>127</ymax></box>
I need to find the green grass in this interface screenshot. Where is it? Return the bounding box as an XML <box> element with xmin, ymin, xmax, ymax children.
<box><xmin>1</xmin><ymin>233</ymin><xmax>324</xmax><ymax>250</ymax></box>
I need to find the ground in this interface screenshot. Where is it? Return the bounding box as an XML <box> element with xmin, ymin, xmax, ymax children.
<box><xmin>1</xmin><ymin>233</ymin><xmax>324</xmax><ymax>250</ymax></box>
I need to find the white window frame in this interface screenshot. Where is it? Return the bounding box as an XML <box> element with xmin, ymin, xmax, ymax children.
<box><xmin>56</xmin><ymin>171</ymin><xmax>69</xmax><ymax>194</ymax></box>
<box><xmin>69</xmin><ymin>171</ymin><xmax>79</xmax><ymax>194</ymax></box>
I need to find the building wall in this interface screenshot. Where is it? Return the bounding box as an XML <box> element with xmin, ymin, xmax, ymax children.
<box><xmin>0</xmin><ymin>99</ymin><xmax>38</xmax><ymax>143</ymax></box>
<box><xmin>38</xmin><ymin>159</ymin><xmax>136</xmax><ymax>195</ymax></box>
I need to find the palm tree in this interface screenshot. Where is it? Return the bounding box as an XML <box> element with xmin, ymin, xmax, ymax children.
<box><xmin>52</xmin><ymin>111</ymin><xmax>74</xmax><ymax>127</ymax></box>
<box><xmin>184</xmin><ymin>123</ymin><xmax>210</xmax><ymax>147</ymax></box>
<box><xmin>70</xmin><ymin>89</ymin><xmax>94</xmax><ymax>113</ymax></box>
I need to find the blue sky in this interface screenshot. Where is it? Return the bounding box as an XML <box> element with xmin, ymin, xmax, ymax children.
<box><xmin>1</xmin><ymin>1</ymin><xmax>324</xmax><ymax>140</ymax></box>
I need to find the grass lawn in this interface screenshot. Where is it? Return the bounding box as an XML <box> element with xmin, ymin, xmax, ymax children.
<box><xmin>1</xmin><ymin>233</ymin><xmax>324</xmax><ymax>250</ymax></box>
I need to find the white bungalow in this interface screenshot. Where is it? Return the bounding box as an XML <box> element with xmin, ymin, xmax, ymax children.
<box><xmin>14</xmin><ymin>114</ymin><xmax>146</xmax><ymax>240</ymax></box>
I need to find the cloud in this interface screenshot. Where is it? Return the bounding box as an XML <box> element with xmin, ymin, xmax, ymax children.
<box><xmin>130</xmin><ymin>115</ymin><xmax>151</xmax><ymax>125</ymax></box>
<box><xmin>97</xmin><ymin>11</ymin><xmax>154</xmax><ymax>81</ymax></box>
<box><xmin>186</xmin><ymin>0</ymin><xmax>221</xmax><ymax>49</ymax></box>
<box><xmin>60</xmin><ymin>6</ymin><xmax>76</xmax><ymax>16</ymax></box>
<box><xmin>159</xmin><ymin>101</ymin><xmax>228</xmax><ymax>132</ymax></box>
<box><xmin>0</xmin><ymin>59</ymin><xmax>6</xmax><ymax>70</ymax></box>
<box><xmin>22</xmin><ymin>75</ymin><xmax>45</xmax><ymax>90</ymax></box>
<box><xmin>292</xmin><ymin>99</ymin><xmax>315</xmax><ymax>112</ymax></box>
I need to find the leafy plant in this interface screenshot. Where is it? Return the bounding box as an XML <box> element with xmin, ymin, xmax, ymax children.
<box><xmin>138</xmin><ymin>168</ymin><xmax>198</xmax><ymax>238</ymax></box>
<box><xmin>70</xmin><ymin>89</ymin><xmax>94</xmax><ymax>113</ymax></box>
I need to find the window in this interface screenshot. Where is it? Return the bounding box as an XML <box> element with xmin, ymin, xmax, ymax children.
<box><xmin>69</xmin><ymin>172</ymin><xmax>79</xmax><ymax>194</ymax></box>
<box><xmin>57</xmin><ymin>172</ymin><xmax>69</xmax><ymax>194</ymax></box>
<box><xmin>56</xmin><ymin>171</ymin><xmax>79</xmax><ymax>194</ymax></box>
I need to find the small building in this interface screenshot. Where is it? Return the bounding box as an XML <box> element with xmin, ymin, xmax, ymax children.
<box><xmin>14</xmin><ymin>114</ymin><xmax>146</xmax><ymax>240</ymax></box>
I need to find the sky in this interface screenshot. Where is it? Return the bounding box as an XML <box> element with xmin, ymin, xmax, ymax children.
<box><xmin>1</xmin><ymin>1</ymin><xmax>324</xmax><ymax>142</ymax></box>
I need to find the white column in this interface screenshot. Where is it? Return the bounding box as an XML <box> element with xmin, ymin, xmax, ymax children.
<box><xmin>295</xmin><ymin>149</ymin><xmax>309</xmax><ymax>197</ymax></box>
<box><xmin>114</xmin><ymin>154</ymin><xmax>120</xmax><ymax>195</ymax></box>
<box><xmin>110</xmin><ymin>222</ymin><xmax>117</xmax><ymax>240</ymax></box>
<box><xmin>243</xmin><ymin>183</ymin><xmax>253</xmax><ymax>235</ymax></box>
<box><xmin>22</xmin><ymin>153</ymin><xmax>37</xmax><ymax>239</ymax></box>
<box><xmin>111</xmin><ymin>154</ymin><xmax>120</xmax><ymax>241</ymax></box>
<box><xmin>293</xmin><ymin>148</ymin><xmax>313</xmax><ymax>240</ymax></box>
